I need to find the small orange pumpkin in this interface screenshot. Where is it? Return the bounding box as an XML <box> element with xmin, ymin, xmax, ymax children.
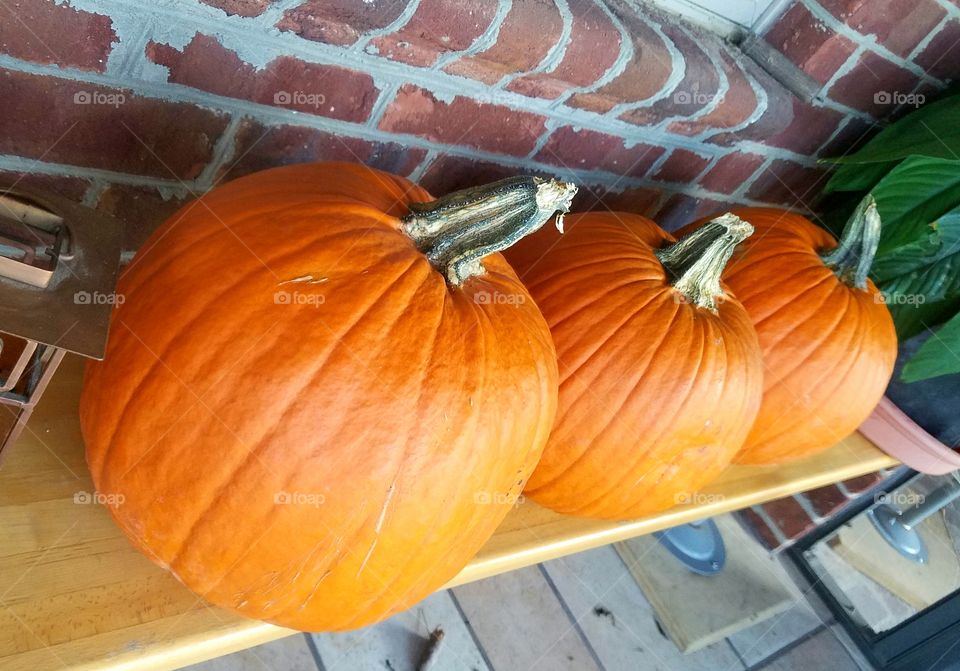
<box><xmin>505</xmin><ymin>211</ymin><xmax>763</xmax><ymax>519</ymax></box>
<box><xmin>80</xmin><ymin>163</ymin><xmax>575</xmax><ymax>630</ymax></box>
<box><xmin>680</xmin><ymin>197</ymin><xmax>898</xmax><ymax>464</ymax></box>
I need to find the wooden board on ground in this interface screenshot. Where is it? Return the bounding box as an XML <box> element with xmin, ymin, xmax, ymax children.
<box><xmin>832</xmin><ymin>508</ymin><xmax>960</xmax><ymax>611</ymax></box>
<box><xmin>615</xmin><ymin>515</ymin><xmax>799</xmax><ymax>653</ymax></box>
<box><xmin>541</xmin><ymin>545</ymin><xmax>745</xmax><ymax>670</ymax></box>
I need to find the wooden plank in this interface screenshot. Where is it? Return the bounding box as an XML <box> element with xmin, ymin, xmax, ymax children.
<box><xmin>0</xmin><ymin>355</ymin><xmax>899</xmax><ymax>670</ymax></box>
<box><xmin>310</xmin><ymin>590</ymin><xmax>489</xmax><ymax>671</ymax></box>
<box><xmin>181</xmin><ymin>635</ymin><xmax>317</xmax><ymax>671</ymax></box>
<box><xmin>451</xmin><ymin>565</ymin><xmax>600</xmax><ymax>671</ymax></box>
<box><xmin>451</xmin><ymin>429</ymin><xmax>896</xmax><ymax>587</ymax></box>
<box><xmin>540</xmin><ymin>545</ymin><xmax>745</xmax><ymax>671</ymax></box>
<box><xmin>832</xmin><ymin>509</ymin><xmax>960</xmax><ymax>611</ymax></box>
<box><xmin>615</xmin><ymin>515</ymin><xmax>799</xmax><ymax>652</ymax></box>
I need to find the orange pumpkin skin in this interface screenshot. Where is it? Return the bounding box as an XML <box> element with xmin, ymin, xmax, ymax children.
<box><xmin>505</xmin><ymin>212</ymin><xmax>763</xmax><ymax>519</ymax></box>
<box><xmin>680</xmin><ymin>208</ymin><xmax>897</xmax><ymax>464</ymax></box>
<box><xmin>80</xmin><ymin>163</ymin><xmax>558</xmax><ymax>631</ymax></box>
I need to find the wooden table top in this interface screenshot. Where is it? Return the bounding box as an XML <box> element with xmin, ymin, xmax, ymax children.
<box><xmin>0</xmin><ymin>355</ymin><xmax>897</xmax><ymax>670</ymax></box>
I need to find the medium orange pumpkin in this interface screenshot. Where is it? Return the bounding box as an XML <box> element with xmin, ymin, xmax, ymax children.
<box><xmin>505</xmin><ymin>211</ymin><xmax>763</xmax><ymax>519</ymax></box>
<box><xmin>680</xmin><ymin>197</ymin><xmax>897</xmax><ymax>464</ymax></box>
<box><xmin>80</xmin><ymin>163</ymin><xmax>575</xmax><ymax>631</ymax></box>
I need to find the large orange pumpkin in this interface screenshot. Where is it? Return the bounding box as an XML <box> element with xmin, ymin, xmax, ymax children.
<box><xmin>505</xmin><ymin>211</ymin><xmax>763</xmax><ymax>519</ymax></box>
<box><xmin>680</xmin><ymin>197</ymin><xmax>897</xmax><ymax>464</ymax></box>
<box><xmin>80</xmin><ymin>163</ymin><xmax>575</xmax><ymax>631</ymax></box>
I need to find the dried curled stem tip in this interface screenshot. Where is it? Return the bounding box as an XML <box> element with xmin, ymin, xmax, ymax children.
<box><xmin>402</xmin><ymin>176</ymin><xmax>577</xmax><ymax>286</ymax></box>
<box><xmin>656</xmin><ymin>212</ymin><xmax>754</xmax><ymax>313</ymax></box>
<box><xmin>535</xmin><ymin>178</ymin><xmax>578</xmax><ymax>233</ymax></box>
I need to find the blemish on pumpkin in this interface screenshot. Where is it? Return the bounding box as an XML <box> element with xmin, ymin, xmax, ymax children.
<box><xmin>357</xmin><ymin>538</ymin><xmax>378</xmax><ymax>577</ymax></box>
<box><xmin>375</xmin><ymin>484</ymin><xmax>397</xmax><ymax>534</ymax></box>
<box><xmin>278</xmin><ymin>274</ymin><xmax>328</xmax><ymax>285</ymax></box>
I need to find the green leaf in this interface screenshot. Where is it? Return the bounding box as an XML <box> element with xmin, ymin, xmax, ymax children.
<box><xmin>869</xmin><ymin>157</ymin><xmax>960</xmax><ymax>253</ymax></box>
<box><xmin>873</xmin><ymin>211</ymin><xmax>960</xmax><ymax>284</ymax></box>
<box><xmin>872</xmin><ymin>209</ymin><xmax>960</xmax><ymax>337</ymax></box>
<box><xmin>825</xmin><ymin>160</ymin><xmax>896</xmax><ymax>194</ymax></box>
<box><xmin>823</xmin><ymin>94</ymin><xmax>960</xmax><ymax>166</ymax></box>
<box><xmin>884</xmin><ymin>295</ymin><xmax>960</xmax><ymax>341</ymax></box>
<box><xmin>901</xmin><ymin>312</ymin><xmax>960</xmax><ymax>382</ymax></box>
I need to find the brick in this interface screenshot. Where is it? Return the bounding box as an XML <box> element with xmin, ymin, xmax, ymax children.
<box><xmin>0</xmin><ymin>0</ymin><xmax>117</xmax><ymax>72</ymax></box>
<box><xmin>746</xmin><ymin>160</ymin><xmax>829</xmax><ymax>207</ymax></box>
<box><xmin>534</xmin><ymin>126</ymin><xmax>665</xmax><ymax>177</ymax></box>
<box><xmin>418</xmin><ymin>155</ymin><xmax>542</xmax><ymax>196</ymax></box>
<box><xmin>803</xmin><ymin>486</ymin><xmax>849</xmax><ymax>518</ymax></box>
<box><xmin>444</xmin><ymin>0</ymin><xmax>564</xmax><ymax>85</ymax></box>
<box><xmin>706</xmin><ymin>62</ymin><xmax>794</xmax><ymax>146</ymax></box>
<box><xmin>820</xmin><ymin>0</ymin><xmax>947</xmax><ymax>58</ymax></box>
<box><xmin>664</xmin><ymin>47</ymin><xmax>759</xmax><ymax>135</ymax></box>
<box><xmin>0</xmin><ymin>172</ymin><xmax>89</xmax><ymax>201</ymax></box>
<box><xmin>371</xmin><ymin>0</ymin><xmax>498</xmax><ymax>67</ymax></box>
<box><xmin>818</xmin><ymin>116</ymin><xmax>879</xmax><ymax>159</ymax></box>
<box><xmin>94</xmin><ymin>184</ymin><xmax>192</xmax><ymax>252</ymax></box>
<box><xmin>763</xmin><ymin>3</ymin><xmax>857</xmax><ymax>85</ymax></box>
<box><xmin>759</xmin><ymin>495</ymin><xmax>817</xmax><ymax>540</ymax></box>
<box><xmin>698</xmin><ymin>152</ymin><xmax>765</xmax><ymax>194</ymax></box>
<box><xmin>618</xmin><ymin>21</ymin><xmax>721</xmax><ymax>127</ymax></box>
<box><xmin>378</xmin><ymin>84</ymin><xmax>547</xmax><ymax>157</ymax></box>
<box><xmin>915</xmin><ymin>19</ymin><xmax>960</xmax><ymax>82</ymax></box>
<box><xmin>828</xmin><ymin>51</ymin><xmax>922</xmax><ymax>116</ymax></box>
<box><xmin>583</xmin><ymin>185</ymin><xmax>662</xmax><ymax>217</ymax></box>
<box><xmin>566</xmin><ymin>5</ymin><xmax>673</xmax><ymax>114</ymax></box>
<box><xmin>507</xmin><ymin>0</ymin><xmax>622</xmax><ymax>100</ymax></box>
<box><xmin>222</xmin><ymin>121</ymin><xmax>428</xmax><ymax>183</ymax></box>
<box><xmin>654</xmin><ymin>193</ymin><xmax>727</xmax><ymax>232</ymax></box>
<box><xmin>762</xmin><ymin>99</ymin><xmax>846</xmax><ymax>155</ymax></box>
<box><xmin>652</xmin><ymin>149</ymin><xmax>711</xmax><ymax>184</ymax></box>
<box><xmin>147</xmin><ymin>34</ymin><xmax>378</xmax><ymax>123</ymax></box>
<box><xmin>199</xmin><ymin>0</ymin><xmax>274</xmax><ymax>17</ymax></box>
<box><xmin>841</xmin><ymin>472</ymin><xmax>885</xmax><ymax>496</ymax></box>
<box><xmin>739</xmin><ymin>508</ymin><xmax>785</xmax><ymax>550</ymax></box>
<box><xmin>0</xmin><ymin>69</ymin><xmax>229</xmax><ymax>180</ymax></box>
<box><xmin>277</xmin><ymin>0</ymin><xmax>406</xmax><ymax>46</ymax></box>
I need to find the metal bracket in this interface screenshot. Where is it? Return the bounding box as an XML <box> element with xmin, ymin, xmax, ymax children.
<box><xmin>656</xmin><ymin>519</ymin><xmax>727</xmax><ymax>576</ymax></box>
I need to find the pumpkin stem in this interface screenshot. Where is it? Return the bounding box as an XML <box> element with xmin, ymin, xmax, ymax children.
<box><xmin>656</xmin><ymin>213</ymin><xmax>754</xmax><ymax>313</ymax></box>
<box><xmin>402</xmin><ymin>176</ymin><xmax>577</xmax><ymax>286</ymax></box>
<box><xmin>820</xmin><ymin>194</ymin><xmax>880</xmax><ymax>290</ymax></box>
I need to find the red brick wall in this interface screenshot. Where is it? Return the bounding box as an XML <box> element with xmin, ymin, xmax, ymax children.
<box><xmin>0</xmin><ymin>0</ymin><xmax>955</xmax><ymax>253</ymax></box>
<box><xmin>739</xmin><ymin>469</ymin><xmax>899</xmax><ymax>550</ymax></box>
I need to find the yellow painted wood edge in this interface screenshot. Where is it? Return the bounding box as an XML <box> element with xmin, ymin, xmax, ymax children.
<box><xmin>449</xmin><ymin>433</ymin><xmax>896</xmax><ymax>587</ymax></box>
<box><xmin>68</xmin><ymin>435</ymin><xmax>894</xmax><ymax>670</ymax></box>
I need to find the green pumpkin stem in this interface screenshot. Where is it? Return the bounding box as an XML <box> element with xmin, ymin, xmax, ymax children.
<box><xmin>656</xmin><ymin>213</ymin><xmax>754</xmax><ymax>313</ymax></box>
<box><xmin>402</xmin><ymin>176</ymin><xmax>577</xmax><ymax>286</ymax></box>
<box><xmin>820</xmin><ymin>194</ymin><xmax>881</xmax><ymax>290</ymax></box>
